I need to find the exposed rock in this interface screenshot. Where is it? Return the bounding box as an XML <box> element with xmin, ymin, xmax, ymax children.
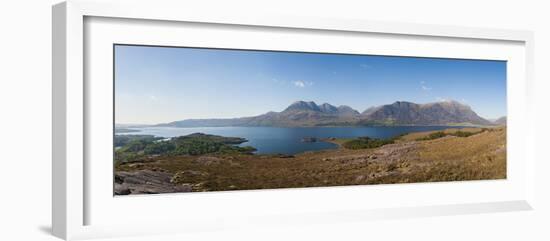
<box><xmin>114</xmin><ymin>184</ymin><xmax>131</xmax><ymax>195</ymax></box>
<box><xmin>150</xmin><ymin>167</ymin><xmax>168</xmax><ymax>172</ymax></box>
<box><xmin>128</xmin><ymin>163</ymin><xmax>144</xmax><ymax>168</ymax></box>
<box><xmin>114</xmin><ymin>170</ymin><xmax>193</xmax><ymax>195</ymax></box>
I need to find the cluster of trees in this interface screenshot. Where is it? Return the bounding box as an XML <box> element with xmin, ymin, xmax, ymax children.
<box><xmin>342</xmin><ymin>136</ymin><xmax>395</xmax><ymax>150</ymax></box>
<box><xmin>418</xmin><ymin>131</ymin><xmax>447</xmax><ymax>141</ymax></box>
<box><xmin>332</xmin><ymin>128</ymin><xmax>488</xmax><ymax>150</ymax></box>
<box><xmin>114</xmin><ymin>135</ymin><xmax>162</xmax><ymax>147</ymax></box>
<box><xmin>416</xmin><ymin>129</ymin><xmax>486</xmax><ymax>141</ymax></box>
<box><xmin>114</xmin><ymin>133</ymin><xmax>256</xmax><ymax>164</ymax></box>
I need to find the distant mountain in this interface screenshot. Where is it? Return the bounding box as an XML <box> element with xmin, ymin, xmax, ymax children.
<box><xmin>493</xmin><ymin>116</ymin><xmax>507</xmax><ymax>125</ymax></box>
<box><xmin>158</xmin><ymin>100</ymin><xmax>493</xmax><ymax>127</ymax></box>
<box><xmin>158</xmin><ymin>118</ymin><xmax>249</xmax><ymax>128</ymax></box>
<box><xmin>161</xmin><ymin>101</ymin><xmax>361</xmax><ymax>127</ymax></box>
<box><xmin>336</xmin><ymin>105</ymin><xmax>361</xmax><ymax>116</ymax></box>
<box><xmin>276</xmin><ymin>101</ymin><xmax>361</xmax><ymax>124</ymax></box>
<box><xmin>115</xmin><ymin>123</ymin><xmax>151</xmax><ymax>128</ymax></box>
<box><xmin>359</xmin><ymin>100</ymin><xmax>492</xmax><ymax>126</ymax></box>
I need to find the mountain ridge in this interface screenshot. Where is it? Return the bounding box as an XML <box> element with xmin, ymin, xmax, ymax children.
<box><xmin>493</xmin><ymin>116</ymin><xmax>507</xmax><ymax>125</ymax></box>
<box><xmin>359</xmin><ymin>100</ymin><xmax>492</xmax><ymax>126</ymax></box>
<box><xmin>157</xmin><ymin>100</ymin><xmax>494</xmax><ymax>128</ymax></box>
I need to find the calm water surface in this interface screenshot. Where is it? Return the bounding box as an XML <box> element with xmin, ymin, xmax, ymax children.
<box><xmin>121</xmin><ymin>126</ymin><xmax>463</xmax><ymax>155</ymax></box>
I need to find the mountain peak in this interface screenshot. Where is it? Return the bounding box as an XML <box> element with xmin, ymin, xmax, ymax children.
<box><xmin>427</xmin><ymin>100</ymin><xmax>472</xmax><ymax>112</ymax></box>
<box><xmin>361</xmin><ymin>100</ymin><xmax>490</xmax><ymax>125</ymax></box>
<box><xmin>432</xmin><ymin>99</ymin><xmax>467</xmax><ymax>106</ymax></box>
<box><xmin>390</xmin><ymin>101</ymin><xmax>416</xmax><ymax>107</ymax></box>
<box><xmin>284</xmin><ymin>100</ymin><xmax>321</xmax><ymax>112</ymax></box>
<box><xmin>337</xmin><ymin>105</ymin><xmax>361</xmax><ymax>116</ymax></box>
<box><xmin>319</xmin><ymin>103</ymin><xmax>338</xmax><ymax>113</ymax></box>
<box><xmin>283</xmin><ymin>101</ymin><xmax>360</xmax><ymax>116</ymax></box>
<box><xmin>162</xmin><ymin>100</ymin><xmax>491</xmax><ymax>127</ymax></box>
<box><xmin>440</xmin><ymin>99</ymin><xmax>463</xmax><ymax>104</ymax></box>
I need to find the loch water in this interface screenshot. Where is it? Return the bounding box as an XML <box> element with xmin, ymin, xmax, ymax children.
<box><xmin>120</xmin><ymin>126</ymin><xmax>465</xmax><ymax>155</ymax></box>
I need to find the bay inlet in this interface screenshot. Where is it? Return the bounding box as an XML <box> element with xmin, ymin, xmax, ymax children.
<box><xmin>119</xmin><ymin>126</ymin><xmax>467</xmax><ymax>155</ymax></box>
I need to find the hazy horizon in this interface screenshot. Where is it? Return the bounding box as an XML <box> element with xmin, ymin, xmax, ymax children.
<box><xmin>115</xmin><ymin>45</ymin><xmax>507</xmax><ymax>124</ymax></box>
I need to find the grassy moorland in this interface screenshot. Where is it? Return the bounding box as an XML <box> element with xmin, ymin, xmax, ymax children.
<box><xmin>114</xmin><ymin>127</ymin><xmax>506</xmax><ymax>195</ymax></box>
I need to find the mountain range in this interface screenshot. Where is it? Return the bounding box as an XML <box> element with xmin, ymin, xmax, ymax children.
<box><xmin>492</xmin><ymin>116</ymin><xmax>507</xmax><ymax>125</ymax></box>
<box><xmin>156</xmin><ymin>100</ymin><xmax>501</xmax><ymax>127</ymax></box>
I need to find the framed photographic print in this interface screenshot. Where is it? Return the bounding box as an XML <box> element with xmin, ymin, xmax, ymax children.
<box><xmin>113</xmin><ymin>44</ymin><xmax>508</xmax><ymax>194</ymax></box>
<box><xmin>53</xmin><ymin>0</ymin><xmax>535</xmax><ymax>240</ymax></box>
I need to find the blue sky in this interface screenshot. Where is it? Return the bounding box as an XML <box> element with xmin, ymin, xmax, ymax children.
<box><xmin>115</xmin><ymin>45</ymin><xmax>506</xmax><ymax>124</ymax></box>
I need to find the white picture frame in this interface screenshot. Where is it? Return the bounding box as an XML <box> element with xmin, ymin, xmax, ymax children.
<box><xmin>52</xmin><ymin>0</ymin><xmax>535</xmax><ymax>240</ymax></box>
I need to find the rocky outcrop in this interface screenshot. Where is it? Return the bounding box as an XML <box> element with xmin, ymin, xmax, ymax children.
<box><xmin>114</xmin><ymin>170</ymin><xmax>192</xmax><ymax>195</ymax></box>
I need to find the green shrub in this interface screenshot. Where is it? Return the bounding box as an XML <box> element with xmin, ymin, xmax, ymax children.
<box><xmin>452</xmin><ymin>131</ymin><xmax>475</xmax><ymax>137</ymax></box>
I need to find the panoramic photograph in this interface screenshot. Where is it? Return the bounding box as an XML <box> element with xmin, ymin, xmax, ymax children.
<box><xmin>113</xmin><ymin>44</ymin><xmax>507</xmax><ymax>195</ymax></box>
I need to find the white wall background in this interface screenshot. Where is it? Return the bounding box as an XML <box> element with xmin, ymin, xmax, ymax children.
<box><xmin>0</xmin><ymin>0</ymin><xmax>548</xmax><ymax>240</ymax></box>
